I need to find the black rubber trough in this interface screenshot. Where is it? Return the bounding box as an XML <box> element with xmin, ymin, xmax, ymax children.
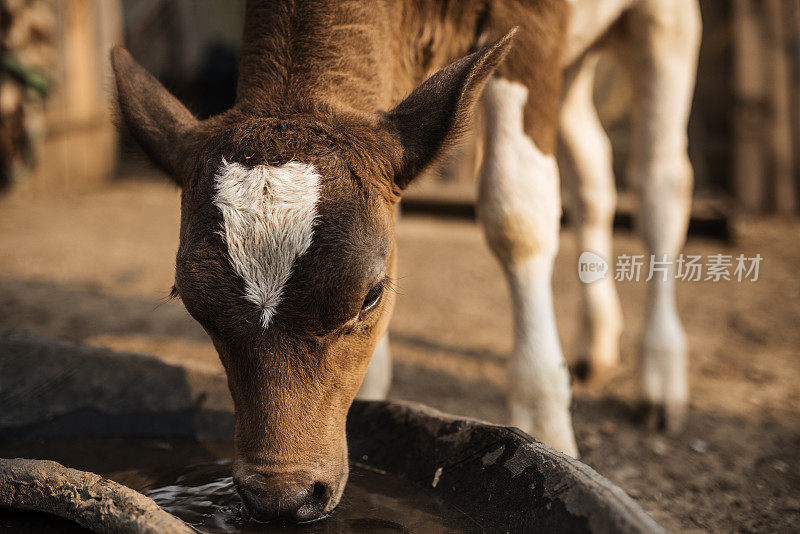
<box><xmin>0</xmin><ymin>330</ymin><xmax>663</xmax><ymax>533</ymax></box>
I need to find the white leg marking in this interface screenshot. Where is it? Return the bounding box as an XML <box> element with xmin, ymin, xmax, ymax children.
<box><xmin>356</xmin><ymin>333</ymin><xmax>392</xmax><ymax>400</ymax></box>
<box><xmin>616</xmin><ymin>0</ymin><xmax>701</xmax><ymax>429</ymax></box>
<box><xmin>478</xmin><ymin>79</ymin><xmax>578</xmax><ymax>457</ymax></box>
<box><xmin>559</xmin><ymin>54</ymin><xmax>622</xmax><ymax>379</ymax></box>
<box><xmin>214</xmin><ymin>159</ymin><xmax>321</xmax><ymax>328</ymax></box>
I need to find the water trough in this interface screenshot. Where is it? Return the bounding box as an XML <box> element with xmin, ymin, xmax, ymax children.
<box><xmin>0</xmin><ymin>330</ymin><xmax>663</xmax><ymax>533</ymax></box>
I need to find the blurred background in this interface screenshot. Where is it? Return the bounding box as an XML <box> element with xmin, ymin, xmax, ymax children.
<box><xmin>2</xmin><ymin>0</ymin><xmax>799</xmax><ymax>212</ymax></box>
<box><xmin>0</xmin><ymin>1</ymin><xmax>798</xmax><ymax>532</ymax></box>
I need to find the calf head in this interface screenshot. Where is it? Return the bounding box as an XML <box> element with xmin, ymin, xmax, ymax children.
<box><xmin>111</xmin><ymin>30</ymin><xmax>514</xmax><ymax>522</ymax></box>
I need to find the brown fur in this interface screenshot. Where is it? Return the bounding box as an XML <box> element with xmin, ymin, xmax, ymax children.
<box><xmin>112</xmin><ymin>0</ymin><xmax>567</xmax><ymax>521</ymax></box>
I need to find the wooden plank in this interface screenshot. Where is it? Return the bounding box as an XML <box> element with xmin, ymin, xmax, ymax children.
<box><xmin>402</xmin><ymin>180</ymin><xmax>732</xmax><ymax>240</ymax></box>
<box><xmin>21</xmin><ymin>0</ymin><xmax>122</xmax><ymax>194</ymax></box>
<box><xmin>765</xmin><ymin>0</ymin><xmax>797</xmax><ymax>214</ymax></box>
<box><xmin>731</xmin><ymin>0</ymin><xmax>769</xmax><ymax>212</ymax></box>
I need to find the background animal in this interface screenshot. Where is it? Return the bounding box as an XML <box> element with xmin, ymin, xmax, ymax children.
<box><xmin>360</xmin><ymin>0</ymin><xmax>702</xmax><ymax>458</ymax></box>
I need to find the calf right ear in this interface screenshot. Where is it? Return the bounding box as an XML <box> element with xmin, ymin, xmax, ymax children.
<box><xmin>111</xmin><ymin>46</ymin><xmax>198</xmax><ymax>186</ymax></box>
<box><xmin>381</xmin><ymin>29</ymin><xmax>516</xmax><ymax>189</ymax></box>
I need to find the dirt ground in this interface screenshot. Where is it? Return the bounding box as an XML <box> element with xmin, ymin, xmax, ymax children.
<box><xmin>1</xmin><ymin>176</ymin><xmax>798</xmax><ymax>532</ymax></box>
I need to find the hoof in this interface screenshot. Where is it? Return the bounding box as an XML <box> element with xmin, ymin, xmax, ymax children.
<box><xmin>635</xmin><ymin>401</ymin><xmax>687</xmax><ymax>434</ymax></box>
<box><xmin>570</xmin><ymin>358</ymin><xmax>615</xmax><ymax>386</ymax></box>
<box><xmin>509</xmin><ymin>404</ymin><xmax>580</xmax><ymax>458</ymax></box>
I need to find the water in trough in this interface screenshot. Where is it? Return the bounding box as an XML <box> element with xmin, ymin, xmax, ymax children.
<box><xmin>0</xmin><ymin>438</ymin><xmax>479</xmax><ymax>533</ymax></box>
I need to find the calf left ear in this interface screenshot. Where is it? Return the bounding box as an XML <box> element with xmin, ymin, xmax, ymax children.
<box><xmin>382</xmin><ymin>29</ymin><xmax>517</xmax><ymax>189</ymax></box>
<box><xmin>111</xmin><ymin>46</ymin><xmax>199</xmax><ymax>186</ymax></box>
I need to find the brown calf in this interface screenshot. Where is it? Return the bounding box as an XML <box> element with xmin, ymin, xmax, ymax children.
<box><xmin>112</xmin><ymin>0</ymin><xmax>700</xmax><ymax>522</ymax></box>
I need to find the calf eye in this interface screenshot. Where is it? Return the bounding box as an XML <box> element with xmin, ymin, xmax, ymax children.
<box><xmin>360</xmin><ymin>283</ymin><xmax>384</xmax><ymax>315</ymax></box>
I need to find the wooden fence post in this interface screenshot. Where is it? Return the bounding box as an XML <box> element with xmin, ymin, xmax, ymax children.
<box><xmin>20</xmin><ymin>0</ymin><xmax>123</xmax><ymax>194</ymax></box>
<box><xmin>765</xmin><ymin>0</ymin><xmax>797</xmax><ymax>214</ymax></box>
<box><xmin>732</xmin><ymin>0</ymin><xmax>769</xmax><ymax>212</ymax></box>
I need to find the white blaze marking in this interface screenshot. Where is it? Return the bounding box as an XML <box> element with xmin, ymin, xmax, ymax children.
<box><xmin>213</xmin><ymin>159</ymin><xmax>321</xmax><ymax>328</ymax></box>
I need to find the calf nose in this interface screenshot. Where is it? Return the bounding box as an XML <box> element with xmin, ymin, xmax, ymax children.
<box><xmin>237</xmin><ymin>480</ymin><xmax>330</xmax><ymax>523</ymax></box>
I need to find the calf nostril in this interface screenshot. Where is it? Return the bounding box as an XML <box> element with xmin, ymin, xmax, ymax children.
<box><xmin>293</xmin><ymin>482</ymin><xmax>330</xmax><ymax>523</ymax></box>
<box><xmin>311</xmin><ymin>481</ymin><xmax>329</xmax><ymax>503</ymax></box>
<box><xmin>236</xmin><ymin>486</ymin><xmax>278</xmax><ymax>522</ymax></box>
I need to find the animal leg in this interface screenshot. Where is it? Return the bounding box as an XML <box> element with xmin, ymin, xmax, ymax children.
<box><xmin>614</xmin><ymin>0</ymin><xmax>702</xmax><ymax>432</ymax></box>
<box><xmin>559</xmin><ymin>52</ymin><xmax>623</xmax><ymax>384</ymax></box>
<box><xmin>478</xmin><ymin>78</ymin><xmax>578</xmax><ymax>457</ymax></box>
<box><xmin>356</xmin><ymin>333</ymin><xmax>392</xmax><ymax>400</ymax></box>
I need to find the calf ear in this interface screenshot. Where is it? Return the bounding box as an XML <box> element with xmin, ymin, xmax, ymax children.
<box><xmin>111</xmin><ymin>46</ymin><xmax>198</xmax><ymax>186</ymax></box>
<box><xmin>382</xmin><ymin>29</ymin><xmax>517</xmax><ymax>189</ymax></box>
